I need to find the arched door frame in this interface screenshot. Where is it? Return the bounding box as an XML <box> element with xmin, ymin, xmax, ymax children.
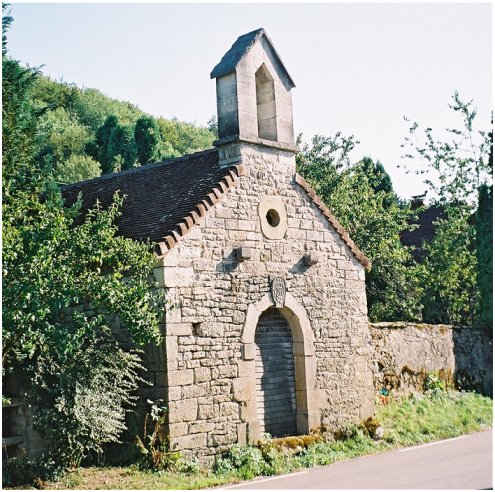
<box><xmin>239</xmin><ymin>291</ymin><xmax>317</xmax><ymax>441</ymax></box>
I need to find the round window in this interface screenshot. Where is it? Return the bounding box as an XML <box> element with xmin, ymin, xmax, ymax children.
<box><xmin>266</xmin><ymin>209</ymin><xmax>280</xmax><ymax>228</ymax></box>
<box><xmin>258</xmin><ymin>196</ymin><xmax>287</xmax><ymax>239</ymax></box>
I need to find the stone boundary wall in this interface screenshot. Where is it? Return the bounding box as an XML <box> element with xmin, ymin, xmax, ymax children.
<box><xmin>370</xmin><ymin>322</ymin><xmax>493</xmax><ymax>397</ymax></box>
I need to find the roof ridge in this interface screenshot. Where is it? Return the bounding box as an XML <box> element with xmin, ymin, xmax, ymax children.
<box><xmin>210</xmin><ymin>29</ymin><xmax>295</xmax><ymax>89</ymax></box>
<box><xmin>294</xmin><ymin>173</ymin><xmax>371</xmax><ymax>270</ymax></box>
<box><xmin>61</xmin><ymin>147</ymin><xmax>218</xmax><ymax>190</ymax></box>
<box><xmin>155</xmin><ymin>163</ymin><xmax>247</xmax><ymax>256</ymax></box>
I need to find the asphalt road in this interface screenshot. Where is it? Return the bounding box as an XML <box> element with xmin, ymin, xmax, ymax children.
<box><xmin>221</xmin><ymin>430</ymin><xmax>492</xmax><ymax>489</ymax></box>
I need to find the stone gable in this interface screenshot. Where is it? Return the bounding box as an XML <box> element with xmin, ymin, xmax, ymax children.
<box><xmin>157</xmin><ymin>141</ymin><xmax>374</xmax><ymax>459</ymax></box>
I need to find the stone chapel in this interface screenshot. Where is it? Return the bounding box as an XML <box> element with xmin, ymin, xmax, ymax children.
<box><xmin>63</xmin><ymin>28</ymin><xmax>376</xmax><ymax>460</ymax></box>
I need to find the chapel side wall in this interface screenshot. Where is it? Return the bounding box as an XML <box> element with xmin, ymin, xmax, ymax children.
<box><xmin>370</xmin><ymin>322</ymin><xmax>493</xmax><ymax>397</ymax></box>
<box><xmin>159</xmin><ymin>144</ymin><xmax>374</xmax><ymax>461</ymax></box>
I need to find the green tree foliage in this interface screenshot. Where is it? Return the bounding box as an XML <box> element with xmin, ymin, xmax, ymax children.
<box><xmin>31</xmin><ymin>75</ymin><xmax>79</xmax><ymax>114</ymax></box>
<box><xmin>402</xmin><ymin>92</ymin><xmax>491</xmax><ymax>205</ymax></box>
<box><xmin>402</xmin><ymin>93</ymin><xmax>492</xmax><ymax>326</ymax></box>
<box><xmin>2</xmin><ymin>8</ymin><xmax>162</xmax><ymax>474</ymax></box>
<box><xmin>476</xmin><ymin>183</ymin><xmax>493</xmax><ymax>328</ymax></box>
<box><xmin>157</xmin><ymin>117</ymin><xmax>215</xmax><ymax>156</ymax></box>
<box><xmin>418</xmin><ymin>206</ymin><xmax>479</xmax><ymax>325</ymax></box>
<box><xmin>91</xmin><ymin>115</ymin><xmax>137</xmax><ymax>174</ymax></box>
<box><xmin>2</xmin><ymin>11</ymin><xmax>43</xmax><ymax>193</ymax></box>
<box><xmin>53</xmin><ymin>154</ymin><xmax>101</xmax><ymax>185</ymax></box>
<box><xmin>297</xmin><ymin>135</ymin><xmax>422</xmax><ymax>321</ymax></box>
<box><xmin>361</xmin><ymin>156</ymin><xmax>393</xmax><ymax>195</ymax></box>
<box><xmin>115</xmin><ymin>123</ymin><xmax>138</xmax><ymax>170</ymax></box>
<box><xmin>69</xmin><ymin>87</ymin><xmax>143</xmax><ymax>132</ymax></box>
<box><xmin>93</xmin><ymin>114</ymin><xmax>121</xmax><ymax>173</ymax></box>
<box><xmin>476</xmin><ymin>126</ymin><xmax>493</xmax><ymax>329</ymax></box>
<box><xmin>27</xmin><ymin>73</ymin><xmax>216</xmax><ymax>183</ymax></box>
<box><xmin>135</xmin><ymin>115</ymin><xmax>162</xmax><ymax>165</ymax></box>
<box><xmin>38</xmin><ymin>107</ymin><xmax>94</xmax><ymax>173</ymax></box>
<box><xmin>207</xmin><ymin>114</ymin><xmax>219</xmax><ymax>138</ymax></box>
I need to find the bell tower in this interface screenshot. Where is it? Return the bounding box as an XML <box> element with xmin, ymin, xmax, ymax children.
<box><xmin>211</xmin><ymin>29</ymin><xmax>298</xmax><ymax>165</ymax></box>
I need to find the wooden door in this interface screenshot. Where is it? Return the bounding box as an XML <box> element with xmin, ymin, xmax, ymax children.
<box><xmin>255</xmin><ymin>308</ymin><xmax>297</xmax><ymax>437</ymax></box>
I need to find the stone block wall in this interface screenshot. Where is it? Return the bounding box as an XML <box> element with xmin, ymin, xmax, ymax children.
<box><xmin>370</xmin><ymin>322</ymin><xmax>493</xmax><ymax>397</ymax></box>
<box><xmin>158</xmin><ymin>143</ymin><xmax>374</xmax><ymax>462</ymax></box>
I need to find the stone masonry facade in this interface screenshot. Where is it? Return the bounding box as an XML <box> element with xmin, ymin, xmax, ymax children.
<box><xmin>151</xmin><ymin>142</ymin><xmax>375</xmax><ymax>461</ymax></box>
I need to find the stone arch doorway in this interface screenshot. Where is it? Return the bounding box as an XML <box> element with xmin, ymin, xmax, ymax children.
<box><xmin>255</xmin><ymin>308</ymin><xmax>297</xmax><ymax>437</ymax></box>
<box><xmin>239</xmin><ymin>291</ymin><xmax>317</xmax><ymax>442</ymax></box>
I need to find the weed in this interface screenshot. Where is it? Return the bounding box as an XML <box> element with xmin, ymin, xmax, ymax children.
<box><xmin>135</xmin><ymin>400</ymin><xmax>181</xmax><ymax>472</ymax></box>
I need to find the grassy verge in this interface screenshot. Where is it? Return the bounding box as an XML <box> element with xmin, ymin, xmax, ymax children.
<box><xmin>11</xmin><ymin>390</ymin><xmax>493</xmax><ymax>490</ymax></box>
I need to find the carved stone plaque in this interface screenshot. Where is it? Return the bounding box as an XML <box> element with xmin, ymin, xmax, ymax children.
<box><xmin>271</xmin><ymin>276</ymin><xmax>286</xmax><ymax>308</ymax></box>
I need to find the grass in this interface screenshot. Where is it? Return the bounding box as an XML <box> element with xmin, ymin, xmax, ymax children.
<box><xmin>9</xmin><ymin>389</ymin><xmax>493</xmax><ymax>490</ymax></box>
<box><xmin>39</xmin><ymin>467</ymin><xmax>234</xmax><ymax>490</ymax></box>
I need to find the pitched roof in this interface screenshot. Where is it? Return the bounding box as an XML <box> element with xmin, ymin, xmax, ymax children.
<box><xmin>61</xmin><ymin>149</ymin><xmax>246</xmax><ymax>256</ymax></box>
<box><xmin>62</xmin><ymin>151</ymin><xmax>369</xmax><ymax>268</ymax></box>
<box><xmin>294</xmin><ymin>174</ymin><xmax>371</xmax><ymax>269</ymax></box>
<box><xmin>210</xmin><ymin>28</ymin><xmax>295</xmax><ymax>89</ymax></box>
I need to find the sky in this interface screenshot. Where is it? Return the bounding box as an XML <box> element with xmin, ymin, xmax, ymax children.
<box><xmin>6</xmin><ymin>2</ymin><xmax>492</xmax><ymax>199</ymax></box>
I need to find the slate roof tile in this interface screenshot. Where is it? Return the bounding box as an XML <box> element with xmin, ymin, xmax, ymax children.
<box><xmin>62</xmin><ymin>148</ymin><xmax>245</xmax><ymax>254</ymax></box>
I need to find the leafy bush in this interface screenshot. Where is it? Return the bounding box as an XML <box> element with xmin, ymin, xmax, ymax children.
<box><xmin>214</xmin><ymin>444</ymin><xmax>267</xmax><ymax>480</ymax></box>
<box><xmin>4</xmin><ymin>453</ymin><xmax>66</xmax><ymax>487</ymax></box>
<box><xmin>29</xmin><ymin>321</ymin><xmax>146</xmax><ymax>470</ymax></box>
<box><xmin>423</xmin><ymin>372</ymin><xmax>447</xmax><ymax>392</ymax></box>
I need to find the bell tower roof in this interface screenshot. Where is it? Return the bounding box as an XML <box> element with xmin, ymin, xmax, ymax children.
<box><xmin>211</xmin><ymin>28</ymin><xmax>295</xmax><ymax>91</ymax></box>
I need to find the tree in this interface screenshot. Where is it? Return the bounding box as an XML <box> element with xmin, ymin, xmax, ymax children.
<box><xmin>297</xmin><ymin>135</ymin><xmax>422</xmax><ymax>321</ymax></box>
<box><xmin>2</xmin><ymin>8</ymin><xmax>162</xmax><ymax>476</ymax></box>
<box><xmin>418</xmin><ymin>206</ymin><xmax>479</xmax><ymax>324</ymax></box>
<box><xmin>93</xmin><ymin>114</ymin><xmax>121</xmax><ymax>173</ymax></box>
<box><xmin>402</xmin><ymin>92</ymin><xmax>491</xmax><ymax>205</ymax></box>
<box><xmin>27</xmin><ymin>72</ymin><xmax>216</xmax><ymax>182</ymax></box>
<box><xmin>157</xmin><ymin>117</ymin><xmax>216</xmax><ymax>156</ymax></box>
<box><xmin>476</xmin><ymin>183</ymin><xmax>492</xmax><ymax>328</ymax></box>
<box><xmin>361</xmin><ymin>156</ymin><xmax>393</xmax><ymax>195</ymax></box>
<box><xmin>70</xmin><ymin>86</ymin><xmax>143</xmax><ymax>132</ymax></box>
<box><xmin>207</xmin><ymin>114</ymin><xmax>218</xmax><ymax>138</ymax></box>
<box><xmin>401</xmin><ymin>93</ymin><xmax>492</xmax><ymax>325</ymax></box>
<box><xmin>54</xmin><ymin>154</ymin><xmax>101</xmax><ymax>183</ymax></box>
<box><xmin>135</xmin><ymin>115</ymin><xmax>161</xmax><ymax>165</ymax></box>
<box><xmin>114</xmin><ymin>123</ymin><xmax>137</xmax><ymax>170</ymax></box>
<box><xmin>37</xmin><ymin>107</ymin><xmax>93</xmax><ymax>171</ymax></box>
<box><xmin>475</xmin><ymin>124</ymin><xmax>493</xmax><ymax>329</ymax></box>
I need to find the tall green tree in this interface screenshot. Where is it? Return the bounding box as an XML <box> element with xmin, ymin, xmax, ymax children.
<box><xmin>114</xmin><ymin>123</ymin><xmax>137</xmax><ymax>170</ymax></box>
<box><xmin>297</xmin><ymin>135</ymin><xmax>422</xmax><ymax>321</ymax></box>
<box><xmin>92</xmin><ymin>114</ymin><xmax>121</xmax><ymax>173</ymax></box>
<box><xmin>402</xmin><ymin>92</ymin><xmax>492</xmax><ymax>325</ymax></box>
<box><xmin>157</xmin><ymin>116</ymin><xmax>215</xmax><ymax>155</ymax></box>
<box><xmin>135</xmin><ymin>115</ymin><xmax>161</xmax><ymax>165</ymax></box>
<box><xmin>2</xmin><ymin>8</ymin><xmax>162</xmax><ymax>475</ymax></box>
<box><xmin>475</xmin><ymin>124</ymin><xmax>493</xmax><ymax>329</ymax></box>
<box><xmin>361</xmin><ymin>156</ymin><xmax>393</xmax><ymax>195</ymax></box>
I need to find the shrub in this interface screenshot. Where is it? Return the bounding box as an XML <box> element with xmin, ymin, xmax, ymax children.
<box><xmin>27</xmin><ymin>322</ymin><xmax>146</xmax><ymax>474</ymax></box>
<box><xmin>213</xmin><ymin>445</ymin><xmax>267</xmax><ymax>480</ymax></box>
<box><xmin>424</xmin><ymin>372</ymin><xmax>447</xmax><ymax>392</ymax></box>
